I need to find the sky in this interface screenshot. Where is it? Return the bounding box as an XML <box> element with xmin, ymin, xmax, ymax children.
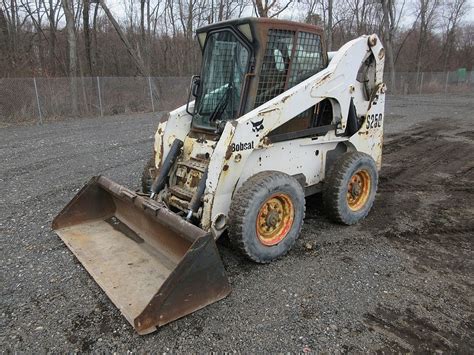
<box><xmin>104</xmin><ymin>0</ymin><xmax>474</xmax><ymax>30</ymax></box>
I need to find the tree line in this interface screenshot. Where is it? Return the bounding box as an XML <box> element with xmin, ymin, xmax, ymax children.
<box><xmin>1</xmin><ymin>0</ymin><xmax>472</xmax><ymax>82</ymax></box>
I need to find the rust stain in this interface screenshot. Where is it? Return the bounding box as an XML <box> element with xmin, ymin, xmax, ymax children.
<box><xmin>312</xmin><ymin>73</ymin><xmax>332</xmax><ymax>90</ymax></box>
<box><xmin>195</xmin><ymin>153</ymin><xmax>210</xmax><ymax>161</ymax></box>
<box><xmin>320</xmin><ymin>73</ymin><xmax>331</xmax><ymax>82</ymax></box>
<box><xmin>155</xmin><ymin>121</ymin><xmax>168</xmax><ymax>168</ymax></box>
<box><xmin>183</xmin><ymin>137</ymin><xmax>194</xmax><ymax>157</ymax></box>
<box><xmin>259</xmin><ymin>136</ymin><xmax>271</xmax><ymax>147</ymax></box>
<box><xmin>281</xmin><ymin>94</ymin><xmax>292</xmax><ymax>103</ymax></box>
<box><xmin>230</xmin><ymin>181</ymin><xmax>238</xmax><ymax>200</ymax></box>
<box><xmin>158</xmin><ymin>140</ymin><xmax>164</xmax><ymax>168</ymax></box>
<box><xmin>258</xmin><ymin>107</ymin><xmax>279</xmax><ymax>116</ymax></box>
<box><xmin>225</xmin><ymin>144</ymin><xmax>233</xmax><ymax>160</ymax></box>
<box><xmin>223</xmin><ymin>164</ymin><xmax>229</xmax><ymax>171</ymax></box>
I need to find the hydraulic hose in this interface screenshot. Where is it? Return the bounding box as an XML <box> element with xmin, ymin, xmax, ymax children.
<box><xmin>186</xmin><ymin>169</ymin><xmax>208</xmax><ymax>220</ymax></box>
<box><xmin>150</xmin><ymin>139</ymin><xmax>183</xmax><ymax>199</ymax></box>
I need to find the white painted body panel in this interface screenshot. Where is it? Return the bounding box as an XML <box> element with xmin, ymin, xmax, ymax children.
<box><xmin>153</xmin><ymin>102</ymin><xmax>194</xmax><ymax>168</ymax></box>
<box><xmin>153</xmin><ymin>34</ymin><xmax>386</xmax><ymax>237</ymax></box>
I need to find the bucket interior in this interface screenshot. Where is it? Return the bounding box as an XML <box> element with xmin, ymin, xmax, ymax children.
<box><xmin>53</xmin><ymin>181</ymin><xmax>193</xmax><ymax>326</ymax></box>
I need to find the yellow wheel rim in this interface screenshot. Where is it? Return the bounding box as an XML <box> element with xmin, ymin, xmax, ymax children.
<box><xmin>256</xmin><ymin>193</ymin><xmax>294</xmax><ymax>246</ymax></box>
<box><xmin>347</xmin><ymin>169</ymin><xmax>371</xmax><ymax>211</ymax></box>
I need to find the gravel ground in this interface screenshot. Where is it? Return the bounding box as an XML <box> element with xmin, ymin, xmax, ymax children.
<box><xmin>1</xmin><ymin>93</ymin><xmax>473</xmax><ymax>352</ymax></box>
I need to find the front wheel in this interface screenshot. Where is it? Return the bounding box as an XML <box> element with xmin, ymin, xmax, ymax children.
<box><xmin>323</xmin><ymin>152</ymin><xmax>378</xmax><ymax>225</ymax></box>
<box><xmin>228</xmin><ymin>171</ymin><xmax>305</xmax><ymax>263</ymax></box>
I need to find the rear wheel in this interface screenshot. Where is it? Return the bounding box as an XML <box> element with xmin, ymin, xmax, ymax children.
<box><xmin>228</xmin><ymin>171</ymin><xmax>305</xmax><ymax>263</ymax></box>
<box><xmin>323</xmin><ymin>152</ymin><xmax>378</xmax><ymax>225</ymax></box>
<box><xmin>141</xmin><ymin>156</ymin><xmax>156</xmax><ymax>194</ymax></box>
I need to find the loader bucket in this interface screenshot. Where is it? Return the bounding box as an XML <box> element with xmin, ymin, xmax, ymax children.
<box><xmin>52</xmin><ymin>176</ymin><xmax>231</xmax><ymax>334</ymax></box>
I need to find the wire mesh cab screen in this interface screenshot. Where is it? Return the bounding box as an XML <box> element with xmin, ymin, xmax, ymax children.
<box><xmin>255</xmin><ymin>29</ymin><xmax>324</xmax><ymax>108</ymax></box>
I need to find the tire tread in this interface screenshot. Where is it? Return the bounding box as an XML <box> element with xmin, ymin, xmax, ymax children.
<box><xmin>323</xmin><ymin>152</ymin><xmax>377</xmax><ymax>225</ymax></box>
<box><xmin>228</xmin><ymin>171</ymin><xmax>305</xmax><ymax>263</ymax></box>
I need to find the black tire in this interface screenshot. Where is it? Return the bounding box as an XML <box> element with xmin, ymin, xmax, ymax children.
<box><xmin>141</xmin><ymin>156</ymin><xmax>156</xmax><ymax>194</ymax></box>
<box><xmin>323</xmin><ymin>152</ymin><xmax>378</xmax><ymax>225</ymax></box>
<box><xmin>228</xmin><ymin>171</ymin><xmax>305</xmax><ymax>263</ymax></box>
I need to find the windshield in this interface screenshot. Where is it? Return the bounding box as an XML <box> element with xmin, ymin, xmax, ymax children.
<box><xmin>193</xmin><ymin>31</ymin><xmax>250</xmax><ymax>130</ymax></box>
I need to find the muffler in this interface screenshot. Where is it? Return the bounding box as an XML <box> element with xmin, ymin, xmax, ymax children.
<box><xmin>52</xmin><ymin>176</ymin><xmax>231</xmax><ymax>334</ymax></box>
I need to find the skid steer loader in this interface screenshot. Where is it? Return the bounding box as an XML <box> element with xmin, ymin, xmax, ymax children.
<box><xmin>53</xmin><ymin>18</ymin><xmax>385</xmax><ymax>334</ymax></box>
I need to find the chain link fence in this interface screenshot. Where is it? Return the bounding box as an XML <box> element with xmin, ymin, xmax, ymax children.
<box><xmin>0</xmin><ymin>76</ymin><xmax>190</xmax><ymax>125</ymax></box>
<box><xmin>386</xmin><ymin>70</ymin><xmax>473</xmax><ymax>95</ymax></box>
<box><xmin>0</xmin><ymin>72</ymin><xmax>472</xmax><ymax>125</ymax></box>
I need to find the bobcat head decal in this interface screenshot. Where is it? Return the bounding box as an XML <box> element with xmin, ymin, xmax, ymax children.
<box><xmin>251</xmin><ymin>119</ymin><xmax>264</xmax><ymax>133</ymax></box>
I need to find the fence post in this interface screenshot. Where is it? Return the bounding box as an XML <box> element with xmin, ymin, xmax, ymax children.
<box><xmin>33</xmin><ymin>77</ymin><xmax>43</xmax><ymax>125</ymax></box>
<box><xmin>419</xmin><ymin>72</ymin><xmax>424</xmax><ymax>95</ymax></box>
<box><xmin>81</xmin><ymin>76</ymin><xmax>89</xmax><ymax>113</ymax></box>
<box><xmin>148</xmin><ymin>76</ymin><xmax>155</xmax><ymax>112</ymax></box>
<box><xmin>97</xmin><ymin>76</ymin><xmax>103</xmax><ymax>117</ymax></box>
<box><xmin>444</xmin><ymin>72</ymin><xmax>449</xmax><ymax>93</ymax></box>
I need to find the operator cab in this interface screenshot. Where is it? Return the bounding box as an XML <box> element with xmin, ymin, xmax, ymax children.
<box><xmin>187</xmin><ymin>18</ymin><xmax>328</xmax><ymax>134</ymax></box>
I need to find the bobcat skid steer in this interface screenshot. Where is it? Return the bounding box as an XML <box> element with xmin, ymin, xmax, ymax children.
<box><xmin>53</xmin><ymin>18</ymin><xmax>385</xmax><ymax>334</ymax></box>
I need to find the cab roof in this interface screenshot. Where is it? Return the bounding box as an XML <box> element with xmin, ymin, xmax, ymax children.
<box><xmin>196</xmin><ymin>17</ymin><xmax>324</xmax><ymax>36</ymax></box>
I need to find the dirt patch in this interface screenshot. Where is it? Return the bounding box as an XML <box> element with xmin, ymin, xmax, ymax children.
<box><xmin>361</xmin><ymin>119</ymin><xmax>474</xmax><ymax>352</ymax></box>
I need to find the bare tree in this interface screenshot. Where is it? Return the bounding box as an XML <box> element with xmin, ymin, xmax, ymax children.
<box><xmin>440</xmin><ymin>0</ymin><xmax>469</xmax><ymax>71</ymax></box>
<box><xmin>413</xmin><ymin>0</ymin><xmax>440</xmax><ymax>82</ymax></box>
<box><xmin>19</xmin><ymin>0</ymin><xmax>45</xmax><ymax>72</ymax></box>
<box><xmin>327</xmin><ymin>0</ymin><xmax>333</xmax><ymax>50</ymax></box>
<box><xmin>99</xmin><ymin>0</ymin><xmax>148</xmax><ymax>76</ymax></box>
<box><xmin>44</xmin><ymin>0</ymin><xmax>62</xmax><ymax>75</ymax></box>
<box><xmin>176</xmin><ymin>0</ymin><xmax>193</xmax><ymax>38</ymax></box>
<box><xmin>62</xmin><ymin>0</ymin><xmax>78</xmax><ymax>114</ymax></box>
<box><xmin>300</xmin><ymin>0</ymin><xmax>319</xmax><ymax>24</ymax></box>
<box><xmin>138</xmin><ymin>0</ymin><xmax>147</xmax><ymax>69</ymax></box>
<box><xmin>91</xmin><ymin>0</ymin><xmax>99</xmax><ymax>73</ymax></box>
<box><xmin>1</xmin><ymin>0</ymin><xmax>474</xmax><ymax>79</ymax></box>
<box><xmin>298</xmin><ymin>0</ymin><xmax>333</xmax><ymax>49</ymax></box>
<box><xmin>99</xmin><ymin>0</ymin><xmax>160</xmax><ymax>100</ymax></box>
<box><xmin>381</xmin><ymin>0</ymin><xmax>399</xmax><ymax>89</ymax></box>
<box><xmin>1</xmin><ymin>0</ymin><xmax>19</xmax><ymax>73</ymax></box>
<box><xmin>83</xmin><ymin>0</ymin><xmax>93</xmax><ymax>75</ymax></box>
<box><xmin>456</xmin><ymin>23</ymin><xmax>473</xmax><ymax>70</ymax></box>
<box><xmin>0</xmin><ymin>6</ymin><xmax>10</xmax><ymax>76</ymax></box>
<box><xmin>253</xmin><ymin>0</ymin><xmax>293</xmax><ymax>18</ymax></box>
